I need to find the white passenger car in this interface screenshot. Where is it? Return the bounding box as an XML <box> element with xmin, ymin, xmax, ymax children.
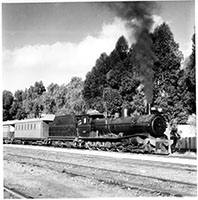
<box><xmin>14</xmin><ymin>118</ymin><xmax>53</xmax><ymax>143</ymax></box>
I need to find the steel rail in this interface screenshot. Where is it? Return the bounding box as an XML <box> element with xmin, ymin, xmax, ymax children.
<box><xmin>4</xmin><ymin>186</ymin><xmax>34</xmax><ymax>199</ymax></box>
<box><xmin>60</xmin><ymin>169</ymin><xmax>193</xmax><ymax>197</ymax></box>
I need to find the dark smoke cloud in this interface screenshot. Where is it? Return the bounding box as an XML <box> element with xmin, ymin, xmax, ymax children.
<box><xmin>106</xmin><ymin>2</ymin><xmax>157</xmax><ymax>103</ymax></box>
<box><xmin>106</xmin><ymin>2</ymin><xmax>156</xmax><ymax>31</ymax></box>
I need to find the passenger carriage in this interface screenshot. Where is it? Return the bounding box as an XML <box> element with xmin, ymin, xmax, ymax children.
<box><xmin>14</xmin><ymin>117</ymin><xmax>54</xmax><ymax>144</ymax></box>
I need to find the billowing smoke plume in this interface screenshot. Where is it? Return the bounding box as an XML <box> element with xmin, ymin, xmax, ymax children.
<box><xmin>107</xmin><ymin>2</ymin><xmax>157</xmax><ymax>103</ymax></box>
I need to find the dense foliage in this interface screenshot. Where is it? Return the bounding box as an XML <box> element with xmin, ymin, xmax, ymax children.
<box><xmin>152</xmin><ymin>23</ymin><xmax>184</xmax><ymax>122</ymax></box>
<box><xmin>177</xmin><ymin>33</ymin><xmax>196</xmax><ymax>123</ymax></box>
<box><xmin>3</xmin><ymin>23</ymin><xmax>196</xmax><ymax>125</ymax></box>
<box><xmin>83</xmin><ymin>36</ymin><xmax>143</xmax><ymax>115</ymax></box>
<box><xmin>3</xmin><ymin>78</ymin><xmax>86</xmax><ymax>120</ymax></box>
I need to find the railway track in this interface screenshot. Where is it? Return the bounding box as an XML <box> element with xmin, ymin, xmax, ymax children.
<box><xmin>6</xmin><ymin>150</ymin><xmax>196</xmax><ymax>171</ymax></box>
<box><xmin>4</xmin><ymin>144</ymin><xmax>197</xmax><ymax>166</ymax></box>
<box><xmin>4</xmin><ymin>186</ymin><xmax>34</xmax><ymax>199</ymax></box>
<box><xmin>5</xmin><ymin>153</ymin><xmax>197</xmax><ymax>197</ymax></box>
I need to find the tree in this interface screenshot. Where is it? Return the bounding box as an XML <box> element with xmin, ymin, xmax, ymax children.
<box><xmin>42</xmin><ymin>78</ymin><xmax>86</xmax><ymax>115</ymax></box>
<box><xmin>152</xmin><ymin>23</ymin><xmax>183</xmax><ymax>122</ymax></box>
<box><xmin>3</xmin><ymin>90</ymin><xmax>14</xmax><ymax>121</ymax></box>
<box><xmin>178</xmin><ymin>33</ymin><xmax>196</xmax><ymax>121</ymax></box>
<box><xmin>3</xmin><ymin>90</ymin><xmax>13</xmax><ymax>110</ymax></box>
<box><xmin>32</xmin><ymin>98</ymin><xmax>44</xmax><ymax>118</ymax></box>
<box><xmin>119</xmin><ymin>72</ymin><xmax>141</xmax><ymax>102</ymax></box>
<box><xmin>83</xmin><ymin>52</ymin><xmax>110</xmax><ymax>107</ymax></box>
<box><xmin>27</xmin><ymin>81</ymin><xmax>46</xmax><ymax>99</ymax></box>
<box><xmin>10</xmin><ymin>90</ymin><xmax>27</xmax><ymax>120</ymax></box>
<box><xmin>129</xmin><ymin>84</ymin><xmax>147</xmax><ymax>115</ymax></box>
<box><xmin>63</xmin><ymin>77</ymin><xmax>86</xmax><ymax>115</ymax></box>
<box><xmin>103</xmin><ymin>87</ymin><xmax>123</xmax><ymax>115</ymax></box>
<box><xmin>83</xmin><ymin>36</ymin><xmax>131</xmax><ymax>113</ymax></box>
<box><xmin>42</xmin><ymin>83</ymin><xmax>59</xmax><ymax>114</ymax></box>
<box><xmin>21</xmin><ymin>81</ymin><xmax>46</xmax><ymax>118</ymax></box>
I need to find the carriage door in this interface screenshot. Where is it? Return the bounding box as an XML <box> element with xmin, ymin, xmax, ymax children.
<box><xmin>77</xmin><ymin>116</ymin><xmax>91</xmax><ymax>137</ymax></box>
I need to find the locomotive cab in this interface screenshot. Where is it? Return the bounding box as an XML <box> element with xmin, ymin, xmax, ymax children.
<box><xmin>76</xmin><ymin>113</ymin><xmax>104</xmax><ymax>137</ymax></box>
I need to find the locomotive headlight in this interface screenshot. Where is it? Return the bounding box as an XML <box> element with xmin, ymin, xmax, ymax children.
<box><xmin>158</xmin><ymin>108</ymin><xmax>163</xmax><ymax>112</ymax></box>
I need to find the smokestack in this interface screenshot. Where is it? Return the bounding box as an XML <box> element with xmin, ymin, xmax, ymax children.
<box><xmin>147</xmin><ymin>103</ymin><xmax>151</xmax><ymax>115</ymax></box>
<box><xmin>144</xmin><ymin>103</ymin><xmax>151</xmax><ymax>115</ymax></box>
<box><xmin>144</xmin><ymin>99</ymin><xmax>151</xmax><ymax>115</ymax></box>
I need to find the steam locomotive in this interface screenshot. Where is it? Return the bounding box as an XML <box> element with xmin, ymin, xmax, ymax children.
<box><xmin>3</xmin><ymin>107</ymin><xmax>174</xmax><ymax>155</ymax></box>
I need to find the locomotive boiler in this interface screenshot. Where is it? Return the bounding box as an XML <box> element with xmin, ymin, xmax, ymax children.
<box><xmin>91</xmin><ymin>114</ymin><xmax>167</xmax><ymax>138</ymax></box>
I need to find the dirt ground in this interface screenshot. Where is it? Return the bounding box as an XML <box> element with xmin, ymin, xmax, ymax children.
<box><xmin>3</xmin><ymin>145</ymin><xmax>197</xmax><ymax>198</ymax></box>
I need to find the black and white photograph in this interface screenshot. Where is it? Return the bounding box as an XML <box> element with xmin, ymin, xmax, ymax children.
<box><xmin>2</xmin><ymin>0</ymin><xmax>197</xmax><ymax>199</ymax></box>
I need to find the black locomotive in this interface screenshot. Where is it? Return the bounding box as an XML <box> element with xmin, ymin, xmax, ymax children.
<box><xmin>3</xmin><ymin>108</ymin><xmax>173</xmax><ymax>154</ymax></box>
<box><xmin>47</xmin><ymin>109</ymin><xmax>170</xmax><ymax>154</ymax></box>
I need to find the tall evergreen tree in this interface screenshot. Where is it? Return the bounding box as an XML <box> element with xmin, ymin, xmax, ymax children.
<box><xmin>179</xmin><ymin>33</ymin><xmax>196</xmax><ymax>121</ymax></box>
<box><xmin>83</xmin><ymin>36</ymin><xmax>131</xmax><ymax>114</ymax></box>
<box><xmin>152</xmin><ymin>23</ymin><xmax>183</xmax><ymax>122</ymax></box>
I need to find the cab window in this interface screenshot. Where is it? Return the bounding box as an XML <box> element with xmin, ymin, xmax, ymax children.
<box><xmin>83</xmin><ymin>117</ymin><xmax>87</xmax><ymax>124</ymax></box>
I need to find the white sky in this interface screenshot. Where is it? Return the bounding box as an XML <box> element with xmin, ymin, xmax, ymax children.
<box><xmin>3</xmin><ymin>17</ymin><xmax>131</xmax><ymax>92</ymax></box>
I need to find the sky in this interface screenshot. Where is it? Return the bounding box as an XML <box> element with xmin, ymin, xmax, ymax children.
<box><xmin>2</xmin><ymin>0</ymin><xmax>195</xmax><ymax>93</ymax></box>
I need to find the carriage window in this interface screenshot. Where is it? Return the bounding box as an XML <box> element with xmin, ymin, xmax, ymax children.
<box><xmin>34</xmin><ymin>124</ymin><xmax>36</xmax><ymax>129</ymax></box>
<box><xmin>27</xmin><ymin>124</ymin><xmax>29</xmax><ymax>130</ymax></box>
<box><xmin>30</xmin><ymin>124</ymin><xmax>32</xmax><ymax>129</ymax></box>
